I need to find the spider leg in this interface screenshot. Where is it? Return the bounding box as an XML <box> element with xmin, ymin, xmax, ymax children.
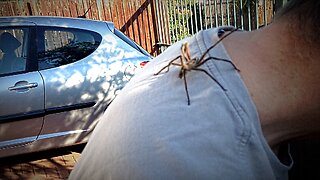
<box><xmin>193</xmin><ymin>67</ymin><xmax>227</xmax><ymax>91</ymax></box>
<box><xmin>182</xmin><ymin>71</ymin><xmax>191</xmax><ymax>105</ymax></box>
<box><xmin>199</xmin><ymin>56</ymin><xmax>240</xmax><ymax>71</ymax></box>
<box><xmin>198</xmin><ymin>28</ymin><xmax>238</xmax><ymax>61</ymax></box>
<box><xmin>154</xmin><ymin>56</ymin><xmax>181</xmax><ymax>75</ymax></box>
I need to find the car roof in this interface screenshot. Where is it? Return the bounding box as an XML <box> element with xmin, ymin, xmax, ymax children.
<box><xmin>0</xmin><ymin>16</ymin><xmax>115</xmax><ymax>32</ymax></box>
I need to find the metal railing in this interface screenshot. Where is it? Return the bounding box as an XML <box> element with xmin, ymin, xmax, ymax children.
<box><xmin>155</xmin><ymin>0</ymin><xmax>286</xmax><ymax>51</ymax></box>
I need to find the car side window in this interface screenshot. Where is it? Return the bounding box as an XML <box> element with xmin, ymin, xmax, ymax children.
<box><xmin>0</xmin><ymin>28</ymin><xmax>28</xmax><ymax>75</ymax></box>
<box><xmin>38</xmin><ymin>28</ymin><xmax>102</xmax><ymax>70</ymax></box>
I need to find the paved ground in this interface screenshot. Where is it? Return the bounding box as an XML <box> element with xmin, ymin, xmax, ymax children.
<box><xmin>0</xmin><ymin>139</ymin><xmax>319</xmax><ymax>180</ymax></box>
<box><xmin>0</xmin><ymin>144</ymin><xmax>84</xmax><ymax>180</ymax></box>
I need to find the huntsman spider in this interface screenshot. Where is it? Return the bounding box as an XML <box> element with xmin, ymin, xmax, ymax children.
<box><xmin>154</xmin><ymin>29</ymin><xmax>239</xmax><ymax>105</ymax></box>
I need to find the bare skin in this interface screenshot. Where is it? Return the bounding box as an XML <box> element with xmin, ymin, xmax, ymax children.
<box><xmin>223</xmin><ymin>16</ymin><xmax>320</xmax><ymax>153</ymax></box>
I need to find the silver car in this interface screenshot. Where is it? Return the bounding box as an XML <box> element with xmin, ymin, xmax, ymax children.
<box><xmin>0</xmin><ymin>16</ymin><xmax>151</xmax><ymax>158</ymax></box>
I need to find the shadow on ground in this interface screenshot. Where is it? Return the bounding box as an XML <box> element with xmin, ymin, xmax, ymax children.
<box><xmin>0</xmin><ymin>144</ymin><xmax>85</xmax><ymax>179</ymax></box>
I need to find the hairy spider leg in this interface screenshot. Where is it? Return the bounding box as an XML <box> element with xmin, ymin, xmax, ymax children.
<box><xmin>198</xmin><ymin>28</ymin><xmax>238</xmax><ymax>62</ymax></box>
<box><xmin>182</xmin><ymin>71</ymin><xmax>191</xmax><ymax>105</ymax></box>
<box><xmin>154</xmin><ymin>55</ymin><xmax>182</xmax><ymax>75</ymax></box>
<box><xmin>199</xmin><ymin>56</ymin><xmax>240</xmax><ymax>71</ymax></box>
<box><xmin>193</xmin><ymin>68</ymin><xmax>226</xmax><ymax>91</ymax></box>
<box><xmin>181</xmin><ymin>66</ymin><xmax>226</xmax><ymax>106</ymax></box>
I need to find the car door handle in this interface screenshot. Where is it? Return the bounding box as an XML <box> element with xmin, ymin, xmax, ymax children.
<box><xmin>8</xmin><ymin>82</ymin><xmax>38</xmax><ymax>91</ymax></box>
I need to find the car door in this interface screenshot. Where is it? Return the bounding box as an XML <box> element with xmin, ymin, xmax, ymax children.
<box><xmin>35</xmin><ymin>26</ymin><xmax>103</xmax><ymax>144</ymax></box>
<box><xmin>0</xmin><ymin>24</ymin><xmax>45</xmax><ymax>150</ymax></box>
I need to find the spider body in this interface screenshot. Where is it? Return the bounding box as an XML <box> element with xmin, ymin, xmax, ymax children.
<box><xmin>154</xmin><ymin>29</ymin><xmax>239</xmax><ymax>105</ymax></box>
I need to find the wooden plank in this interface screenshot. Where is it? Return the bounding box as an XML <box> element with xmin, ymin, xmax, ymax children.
<box><xmin>82</xmin><ymin>0</ymin><xmax>89</xmax><ymax>18</ymax></box>
<box><xmin>125</xmin><ymin>0</ymin><xmax>133</xmax><ymax>41</ymax></box>
<box><xmin>165</xmin><ymin>0</ymin><xmax>170</xmax><ymax>44</ymax></box>
<box><xmin>149</xmin><ymin>0</ymin><xmax>159</xmax><ymax>55</ymax></box>
<box><xmin>68</xmin><ymin>0</ymin><xmax>78</xmax><ymax>18</ymax></box>
<box><xmin>141</xmin><ymin>0</ymin><xmax>151</xmax><ymax>52</ymax></box>
<box><xmin>161</xmin><ymin>0</ymin><xmax>170</xmax><ymax>45</ymax></box>
<box><xmin>115</xmin><ymin>0</ymin><xmax>123</xmax><ymax>29</ymax></box>
<box><xmin>130</xmin><ymin>0</ymin><xmax>139</xmax><ymax>38</ymax></box>
<box><xmin>113</xmin><ymin>0</ymin><xmax>118</xmax><ymax>25</ymax></box>
<box><xmin>0</xmin><ymin>2</ymin><xmax>5</xmax><ymax>16</ymax></box>
<box><xmin>50</xmin><ymin>0</ymin><xmax>60</xmax><ymax>16</ymax></box>
<box><xmin>60</xmin><ymin>0</ymin><xmax>71</xmax><ymax>17</ymax></box>
<box><xmin>24</xmin><ymin>1</ymin><xmax>31</xmax><ymax>16</ymax></box>
<box><xmin>33</xmin><ymin>0</ymin><xmax>42</xmax><ymax>16</ymax></box>
<box><xmin>102</xmin><ymin>0</ymin><xmax>111</xmax><ymax>21</ymax></box>
<box><xmin>120</xmin><ymin>1</ymin><xmax>127</xmax><ymax>33</ymax></box>
<box><xmin>127</xmin><ymin>0</ymin><xmax>135</xmax><ymax>41</ymax></box>
<box><xmin>96</xmin><ymin>0</ymin><xmax>103</xmax><ymax>20</ymax></box>
<box><xmin>49</xmin><ymin>0</ymin><xmax>57</xmax><ymax>16</ymax></box>
<box><xmin>146</xmin><ymin>0</ymin><xmax>155</xmax><ymax>53</ymax></box>
<box><xmin>0</xmin><ymin>3</ymin><xmax>3</xmax><ymax>16</ymax></box>
<box><xmin>2</xmin><ymin>2</ymin><xmax>11</xmax><ymax>16</ymax></box>
<box><xmin>10</xmin><ymin>1</ymin><xmax>21</xmax><ymax>16</ymax></box>
<box><xmin>90</xmin><ymin>0</ymin><xmax>98</xmax><ymax>20</ymax></box>
<box><xmin>121</xmin><ymin>1</ymin><xmax>129</xmax><ymax>36</ymax></box>
<box><xmin>123</xmin><ymin>0</ymin><xmax>131</xmax><ymax>34</ymax></box>
<box><xmin>147</xmin><ymin>0</ymin><xmax>154</xmax><ymax>52</ymax></box>
<box><xmin>119</xmin><ymin>0</ymin><xmax>125</xmax><ymax>28</ymax></box>
<box><xmin>111</xmin><ymin>0</ymin><xmax>120</xmax><ymax>29</ymax></box>
<box><xmin>137</xmin><ymin>0</ymin><xmax>144</xmax><ymax>48</ymax></box>
<box><xmin>7</xmin><ymin>1</ymin><xmax>14</xmax><ymax>16</ymax></box>
<box><xmin>76</xmin><ymin>0</ymin><xmax>83</xmax><ymax>17</ymax></box>
<box><xmin>41</xmin><ymin>0</ymin><xmax>49</xmax><ymax>16</ymax></box>
<box><xmin>143</xmin><ymin>0</ymin><xmax>150</xmax><ymax>50</ymax></box>
<box><xmin>26</xmin><ymin>1</ymin><xmax>36</xmax><ymax>16</ymax></box>
<box><xmin>86</xmin><ymin>0</ymin><xmax>94</xmax><ymax>19</ymax></box>
<box><xmin>100</xmin><ymin>0</ymin><xmax>107</xmax><ymax>20</ymax></box>
<box><xmin>16</xmin><ymin>1</ymin><xmax>26</xmax><ymax>16</ymax></box>
<box><xmin>137</xmin><ymin>0</ymin><xmax>146</xmax><ymax>51</ymax></box>
<box><xmin>77</xmin><ymin>0</ymin><xmax>85</xmax><ymax>18</ymax></box>
<box><xmin>131</xmin><ymin>0</ymin><xmax>140</xmax><ymax>45</ymax></box>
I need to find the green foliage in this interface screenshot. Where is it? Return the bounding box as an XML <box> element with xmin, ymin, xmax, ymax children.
<box><xmin>168</xmin><ymin>9</ymin><xmax>191</xmax><ymax>42</ymax></box>
<box><xmin>167</xmin><ymin>0</ymin><xmax>194</xmax><ymax>42</ymax></box>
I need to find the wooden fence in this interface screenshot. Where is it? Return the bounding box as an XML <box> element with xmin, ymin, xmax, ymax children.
<box><xmin>0</xmin><ymin>0</ymin><xmax>164</xmax><ymax>55</ymax></box>
<box><xmin>0</xmin><ymin>0</ymin><xmax>284</xmax><ymax>55</ymax></box>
